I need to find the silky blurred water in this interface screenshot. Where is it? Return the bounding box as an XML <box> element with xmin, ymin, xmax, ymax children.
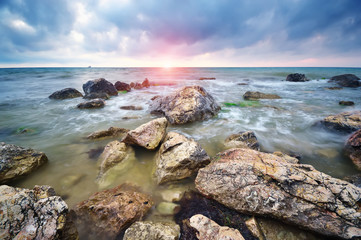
<box><xmin>1</xmin><ymin>67</ymin><xmax>361</xmax><ymax>213</ymax></box>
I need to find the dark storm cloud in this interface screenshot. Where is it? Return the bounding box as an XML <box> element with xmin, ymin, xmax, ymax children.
<box><xmin>0</xmin><ymin>0</ymin><xmax>360</xmax><ymax>63</ymax></box>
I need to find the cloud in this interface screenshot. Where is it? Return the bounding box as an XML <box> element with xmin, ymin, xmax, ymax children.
<box><xmin>0</xmin><ymin>0</ymin><xmax>360</xmax><ymax>66</ymax></box>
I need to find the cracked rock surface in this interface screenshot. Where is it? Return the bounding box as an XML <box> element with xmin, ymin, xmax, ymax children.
<box><xmin>0</xmin><ymin>142</ymin><xmax>48</xmax><ymax>184</ymax></box>
<box><xmin>155</xmin><ymin>132</ymin><xmax>210</xmax><ymax>185</ymax></box>
<box><xmin>150</xmin><ymin>86</ymin><xmax>220</xmax><ymax>125</ymax></box>
<box><xmin>195</xmin><ymin>148</ymin><xmax>361</xmax><ymax>239</ymax></box>
<box><xmin>123</xmin><ymin>221</ymin><xmax>180</xmax><ymax>240</ymax></box>
<box><xmin>0</xmin><ymin>185</ymin><xmax>77</xmax><ymax>240</ymax></box>
<box><xmin>345</xmin><ymin>129</ymin><xmax>361</xmax><ymax>170</ymax></box>
<box><xmin>224</xmin><ymin>131</ymin><xmax>260</xmax><ymax>151</ymax></box>
<box><xmin>320</xmin><ymin>111</ymin><xmax>361</xmax><ymax>133</ymax></box>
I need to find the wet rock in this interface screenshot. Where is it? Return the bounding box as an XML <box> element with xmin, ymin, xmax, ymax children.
<box><xmin>0</xmin><ymin>185</ymin><xmax>78</xmax><ymax>240</ymax></box>
<box><xmin>156</xmin><ymin>202</ymin><xmax>181</xmax><ymax>215</ymax></box>
<box><xmin>122</xmin><ymin>116</ymin><xmax>140</xmax><ymax>120</ymax></box>
<box><xmin>86</xmin><ymin>127</ymin><xmax>129</xmax><ymax>140</ymax></box>
<box><xmin>325</xmin><ymin>87</ymin><xmax>343</xmax><ymax>90</ymax></box>
<box><xmin>0</xmin><ymin>142</ymin><xmax>48</xmax><ymax>184</ymax></box>
<box><xmin>320</xmin><ymin>111</ymin><xmax>361</xmax><ymax>132</ymax></box>
<box><xmin>134</xmin><ymin>83</ymin><xmax>143</xmax><ymax>89</ymax></box>
<box><xmin>160</xmin><ymin>188</ymin><xmax>185</xmax><ymax>202</ymax></box>
<box><xmin>272</xmin><ymin>151</ymin><xmax>300</xmax><ymax>163</ymax></box>
<box><xmin>120</xmin><ymin>105</ymin><xmax>144</xmax><ymax>110</ymax></box>
<box><xmin>97</xmin><ymin>140</ymin><xmax>134</xmax><ymax>178</ymax></box>
<box><xmin>115</xmin><ymin>81</ymin><xmax>131</xmax><ymax>92</ymax></box>
<box><xmin>87</xmin><ymin>146</ymin><xmax>104</xmax><ymax>160</ymax></box>
<box><xmin>189</xmin><ymin>214</ymin><xmax>245</xmax><ymax>240</ymax></box>
<box><xmin>74</xmin><ymin>183</ymin><xmax>153</xmax><ymax>239</ymax></box>
<box><xmin>124</xmin><ymin>221</ymin><xmax>180</xmax><ymax>240</ymax></box>
<box><xmin>83</xmin><ymin>92</ymin><xmax>109</xmax><ymax>100</ymax></box>
<box><xmin>77</xmin><ymin>98</ymin><xmax>105</xmax><ymax>109</ymax></box>
<box><xmin>142</xmin><ymin>78</ymin><xmax>150</xmax><ymax>88</ymax></box>
<box><xmin>243</xmin><ymin>91</ymin><xmax>281</xmax><ymax>100</ymax></box>
<box><xmin>345</xmin><ymin>129</ymin><xmax>361</xmax><ymax>170</ymax></box>
<box><xmin>329</xmin><ymin>74</ymin><xmax>360</xmax><ymax>87</ymax></box>
<box><xmin>340</xmin><ymin>101</ymin><xmax>355</xmax><ymax>106</ymax></box>
<box><xmin>49</xmin><ymin>88</ymin><xmax>83</xmax><ymax>99</ymax></box>
<box><xmin>123</xmin><ymin>118</ymin><xmax>168</xmax><ymax>150</ymax></box>
<box><xmin>199</xmin><ymin>77</ymin><xmax>216</xmax><ymax>80</ymax></box>
<box><xmin>155</xmin><ymin>132</ymin><xmax>210</xmax><ymax>185</ymax></box>
<box><xmin>286</xmin><ymin>73</ymin><xmax>309</xmax><ymax>82</ymax></box>
<box><xmin>83</xmin><ymin>78</ymin><xmax>118</xmax><ymax>96</ymax></box>
<box><xmin>224</xmin><ymin>131</ymin><xmax>260</xmax><ymax>151</ymax></box>
<box><xmin>195</xmin><ymin>148</ymin><xmax>361</xmax><ymax>239</ymax></box>
<box><xmin>150</xmin><ymin>86</ymin><xmax>221</xmax><ymax>125</ymax></box>
<box><xmin>130</xmin><ymin>82</ymin><xmax>135</xmax><ymax>88</ymax></box>
<box><xmin>344</xmin><ymin>174</ymin><xmax>361</xmax><ymax>189</ymax></box>
<box><xmin>237</xmin><ymin>83</ymin><xmax>248</xmax><ymax>86</ymax></box>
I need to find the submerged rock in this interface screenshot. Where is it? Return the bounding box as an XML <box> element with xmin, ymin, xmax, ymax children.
<box><xmin>345</xmin><ymin>129</ymin><xmax>361</xmax><ymax>170</ymax></box>
<box><xmin>120</xmin><ymin>105</ymin><xmax>144</xmax><ymax>110</ymax></box>
<box><xmin>325</xmin><ymin>87</ymin><xmax>343</xmax><ymax>90</ymax></box>
<box><xmin>115</xmin><ymin>81</ymin><xmax>131</xmax><ymax>92</ymax></box>
<box><xmin>195</xmin><ymin>148</ymin><xmax>361</xmax><ymax>239</ymax></box>
<box><xmin>83</xmin><ymin>78</ymin><xmax>118</xmax><ymax>96</ymax></box>
<box><xmin>320</xmin><ymin>111</ymin><xmax>361</xmax><ymax>132</ymax></box>
<box><xmin>243</xmin><ymin>91</ymin><xmax>281</xmax><ymax>100</ymax></box>
<box><xmin>339</xmin><ymin>101</ymin><xmax>355</xmax><ymax>106</ymax></box>
<box><xmin>150</xmin><ymin>86</ymin><xmax>220</xmax><ymax>125</ymax></box>
<box><xmin>77</xmin><ymin>98</ymin><xmax>105</xmax><ymax>109</ymax></box>
<box><xmin>86</xmin><ymin>127</ymin><xmax>129</xmax><ymax>140</ymax></box>
<box><xmin>155</xmin><ymin>132</ymin><xmax>210</xmax><ymax>185</ymax></box>
<box><xmin>199</xmin><ymin>77</ymin><xmax>216</xmax><ymax>80</ymax></box>
<box><xmin>285</xmin><ymin>73</ymin><xmax>309</xmax><ymax>82</ymax></box>
<box><xmin>0</xmin><ymin>142</ymin><xmax>48</xmax><ymax>184</ymax></box>
<box><xmin>74</xmin><ymin>183</ymin><xmax>153</xmax><ymax>239</ymax></box>
<box><xmin>329</xmin><ymin>74</ymin><xmax>360</xmax><ymax>87</ymax></box>
<box><xmin>189</xmin><ymin>214</ymin><xmax>245</xmax><ymax>240</ymax></box>
<box><xmin>83</xmin><ymin>92</ymin><xmax>109</xmax><ymax>100</ymax></box>
<box><xmin>49</xmin><ymin>88</ymin><xmax>83</xmax><ymax>99</ymax></box>
<box><xmin>123</xmin><ymin>118</ymin><xmax>168</xmax><ymax>150</ymax></box>
<box><xmin>123</xmin><ymin>221</ymin><xmax>180</xmax><ymax>240</ymax></box>
<box><xmin>156</xmin><ymin>202</ymin><xmax>181</xmax><ymax>215</ymax></box>
<box><xmin>0</xmin><ymin>185</ymin><xmax>78</xmax><ymax>240</ymax></box>
<box><xmin>224</xmin><ymin>131</ymin><xmax>260</xmax><ymax>151</ymax></box>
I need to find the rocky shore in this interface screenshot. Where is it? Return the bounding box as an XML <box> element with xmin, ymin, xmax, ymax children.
<box><xmin>2</xmin><ymin>72</ymin><xmax>361</xmax><ymax>239</ymax></box>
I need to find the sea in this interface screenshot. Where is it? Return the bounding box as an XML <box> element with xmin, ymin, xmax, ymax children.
<box><xmin>1</xmin><ymin>67</ymin><xmax>361</xmax><ymax>233</ymax></box>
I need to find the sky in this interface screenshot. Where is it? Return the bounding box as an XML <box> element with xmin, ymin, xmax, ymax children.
<box><xmin>0</xmin><ymin>0</ymin><xmax>361</xmax><ymax>67</ymax></box>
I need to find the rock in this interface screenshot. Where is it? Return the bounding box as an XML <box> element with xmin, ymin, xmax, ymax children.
<box><xmin>142</xmin><ymin>78</ymin><xmax>150</xmax><ymax>88</ymax></box>
<box><xmin>115</xmin><ymin>81</ymin><xmax>131</xmax><ymax>92</ymax></box>
<box><xmin>86</xmin><ymin>127</ymin><xmax>129</xmax><ymax>140</ymax></box>
<box><xmin>272</xmin><ymin>151</ymin><xmax>300</xmax><ymax>163</ymax></box>
<box><xmin>156</xmin><ymin>202</ymin><xmax>181</xmax><ymax>215</ymax></box>
<box><xmin>49</xmin><ymin>88</ymin><xmax>83</xmax><ymax>99</ymax></box>
<box><xmin>122</xmin><ymin>116</ymin><xmax>140</xmax><ymax>120</ymax></box>
<box><xmin>123</xmin><ymin>118</ymin><xmax>168</xmax><ymax>150</ymax></box>
<box><xmin>155</xmin><ymin>132</ymin><xmax>210</xmax><ymax>185</ymax></box>
<box><xmin>285</xmin><ymin>73</ymin><xmax>309</xmax><ymax>82</ymax></box>
<box><xmin>0</xmin><ymin>142</ymin><xmax>48</xmax><ymax>184</ymax></box>
<box><xmin>325</xmin><ymin>87</ymin><xmax>343</xmax><ymax>90</ymax></box>
<box><xmin>237</xmin><ymin>83</ymin><xmax>248</xmax><ymax>86</ymax></box>
<box><xmin>189</xmin><ymin>214</ymin><xmax>245</xmax><ymax>240</ymax></box>
<box><xmin>345</xmin><ymin>129</ymin><xmax>361</xmax><ymax>170</ymax></box>
<box><xmin>243</xmin><ymin>91</ymin><xmax>281</xmax><ymax>100</ymax></box>
<box><xmin>224</xmin><ymin>131</ymin><xmax>260</xmax><ymax>151</ymax></box>
<box><xmin>160</xmin><ymin>188</ymin><xmax>185</xmax><ymax>202</ymax></box>
<box><xmin>77</xmin><ymin>98</ymin><xmax>105</xmax><ymax>109</ymax></box>
<box><xmin>344</xmin><ymin>174</ymin><xmax>361</xmax><ymax>189</ymax></box>
<box><xmin>74</xmin><ymin>183</ymin><xmax>153</xmax><ymax>239</ymax></box>
<box><xmin>97</xmin><ymin>140</ymin><xmax>134</xmax><ymax>178</ymax></box>
<box><xmin>340</xmin><ymin>101</ymin><xmax>355</xmax><ymax>106</ymax></box>
<box><xmin>82</xmin><ymin>78</ymin><xmax>118</xmax><ymax>96</ymax></box>
<box><xmin>120</xmin><ymin>105</ymin><xmax>144</xmax><ymax>110</ymax></box>
<box><xmin>150</xmin><ymin>86</ymin><xmax>221</xmax><ymax>125</ymax></box>
<box><xmin>130</xmin><ymin>82</ymin><xmax>135</xmax><ymax>88</ymax></box>
<box><xmin>320</xmin><ymin>111</ymin><xmax>361</xmax><ymax>132</ymax></box>
<box><xmin>195</xmin><ymin>148</ymin><xmax>361</xmax><ymax>239</ymax></box>
<box><xmin>329</xmin><ymin>74</ymin><xmax>360</xmax><ymax>87</ymax></box>
<box><xmin>0</xmin><ymin>185</ymin><xmax>78</xmax><ymax>240</ymax></box>
<box><xmin>134</xmin><ymin>83</ymin><xmax>143</xmax><ymax>89</ymax></box>
<box><xmin>83</xmin><ymin>92</ymin><xmax>109</xmax><ymax>100</ymax></box>
<box><xmin>245</xmin><ymin>216</ymin><xmax>322</xmax><ymax>240</ymax></box>
<box><xmin>199</xmin><ymin>77</ymin><xmax>216</xmax><ymax>80</ymax></box>
<box><xmin>124</xmin><ymin>221</ymin><xmax>180</xmax><ymax>240</ymax></box>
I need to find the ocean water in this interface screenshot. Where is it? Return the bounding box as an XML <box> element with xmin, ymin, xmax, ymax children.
<box><xmin>1</xmin><ymin>67</ymin><xmax>361</xmax><ymax>234</ymax></box>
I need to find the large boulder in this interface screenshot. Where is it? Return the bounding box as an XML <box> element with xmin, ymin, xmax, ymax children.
<box><xmin>49</xmin><ymin>88</ymin><xmax>83</xmax><ymax>99</ymax></box>
<box><xmin>123</xmin><ymin>221</ymin><xmax>180</xmax><ymax>240</ymax></box>
<box><xmin>74</xmin><ymin>183</ymin><xmax>153</xmax><ymax>239</ymax></box>
<box><xmin>83</xmin><ymin>78</ymin><xmax>118</xmax><ymax>96</ymax></box>
<box><xmin>320</xmin><ymin>111</ymin><xmax>361</xmax><ymax>132</ymax></box>
<box><xmin>329</xmin><ymin>74</ymin><xmax>360</xmax><ymax>87</ymax></box>
<box><xmin>286</xmin><ymin>73</ymin><xmax>309</xmax><ymax>82</ymax></box>
<box><xmin>0</xmin><ymin>185</ymin><xmax>78</xmax><ymax>240</ymax></box>
<box><xmin>195</xmin><ymin>148</ymin><xmax>361</xmax><ymax>239</ymax></box>
<box><xmin>155</xmin><ymin>132</ymin><xmax>210</xmax><ymax>185</ymax></box>
<box><xmin>345</xmin><ymin>129</ymin><xmax>361</xmax><ymax>170</ymax></box>
<box><xmin>224</xmin><ymin>131</ymin><xmax>260</xmax><ymax>150</ymax></box>
<box><xmin>123</xmin><ymin>118</ymin><xmax>168</xmax><ymax>150</ymax></box>
<box><xmin>86</xmin><ymin>127</ymin><xmax>129</xmax><ymax>140</ymax></box>
<box><xmin>77</xmin><ymin>98</ymin><xmax>105</xmax><ymax>109</ymax></box>
<box><xmin>0</xmin><ymin>142</ymin><xmax>48</xmax><ymax>184</ymax></box>
<box><xmin>114</xmin><ymin>81</ymin><xmax>131</xmax><ymax>92</ymax></box>
<box><xmin>150</xmin><ymin>86</ymin><xmax>221</xmax><ymax>125</ymax></box>
<box><xmin>243</xmin><ymin>91</ymin><xmax>281</xmax><ymax>100</ymax></box>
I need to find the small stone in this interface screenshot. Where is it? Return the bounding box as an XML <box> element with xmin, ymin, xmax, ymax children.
<box><xmin>156</xmin><ymin>202</ymin><xmax>181</xmax><ymax>215</ymax></box>
<box><xmin>224</xmin><ymin>131</ymin><xmax>260</xmax><ymax>151</ymax></box>
<box><xmin>77</xmin><ymin>98</ymin><xmax>105</xmax><ymax>109</ymax></box>
<box><xmin>243</xmin><ymin>91</ymin><xmax>281</xmax><ymax>100</ymax></box>
<box><xmin>86</xmin><ymin>127</ymin><xmax>129</xmax><ymax>140</ymax></box>
<box><xmin>123</xmin><ymin>221</ymin><xmax>180</xmax><ymax>240</ymax></box>
<box><xmin>199</xmin><ymin>77</ymin><xmax>216</xmax><ymax>80</ymax></box>
<box><xmin>120</xmin><ymin>106</ymin><xmax>144</xmax><ymax>110</ymax></box>
<box><xmin>339</xmin><ymin>101</ymin><xmax>355</xmax><ymax>106</ymax></box>
<box><xmin>160</xmin><ymin>188</ymin><xmax>185</xmax><ymax>202</ymax></box>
